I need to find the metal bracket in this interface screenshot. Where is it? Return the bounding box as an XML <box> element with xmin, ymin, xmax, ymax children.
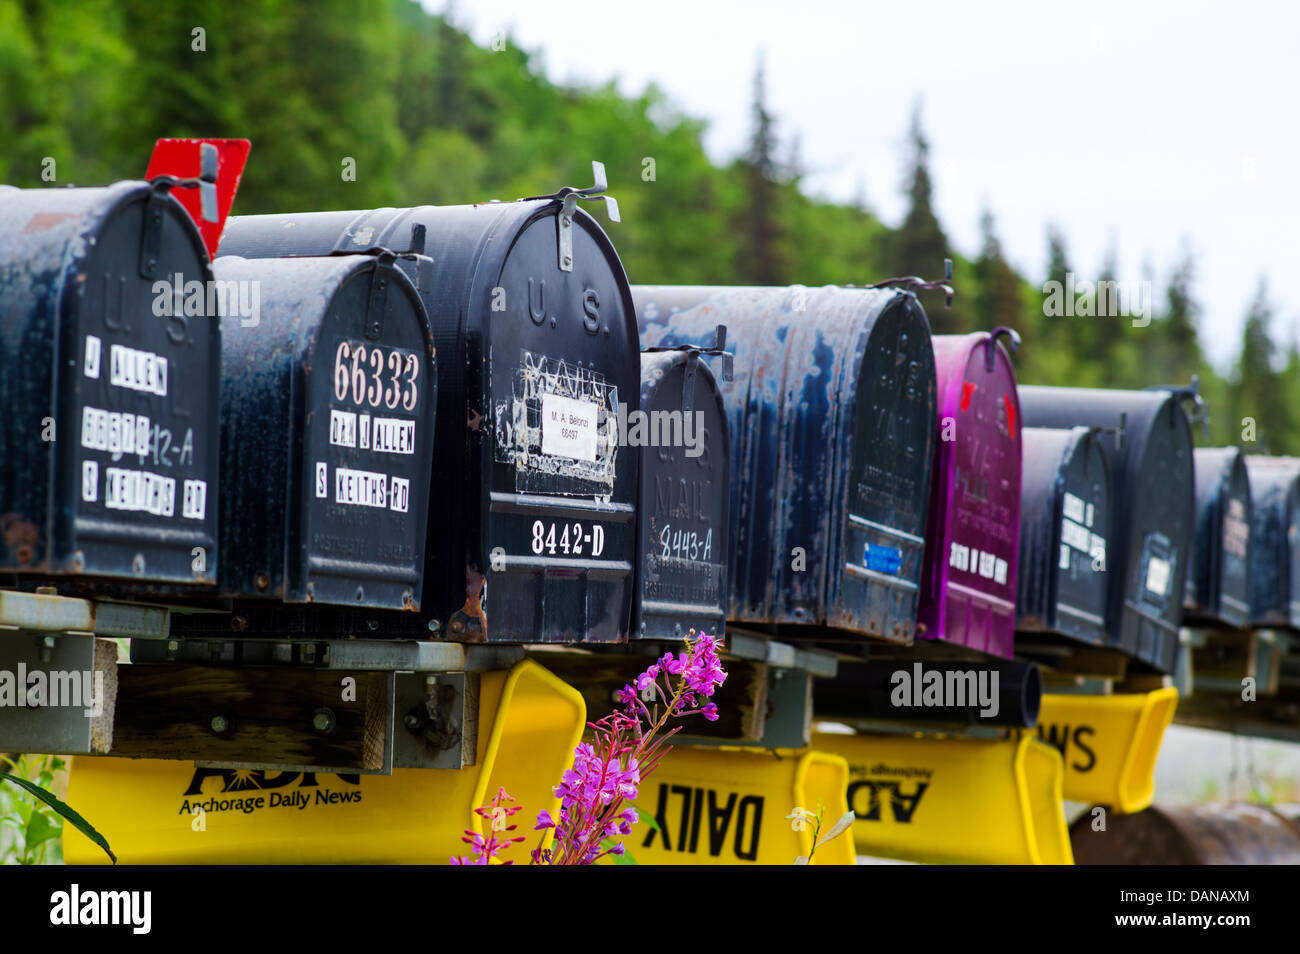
<box><xmin>364</xmin><ymin>249</ymin><xmax>397</xmax><ymax>341</ymax></box>
<box><xmin>1091</xmin><ymin>413</ymin><xmax>1126</xmax><ymax>453</ymax></box>
<box><xmin>870</xmin><ymin>257</ymin><xmax>955</xmax><ymax>307</ymax></box>
<box><xmin>643</xmin><ymin>324</ymin><xmax>735</xmax><ymax>410</ymax></box>
<box><xmin>521</xmin><ymin>161</ymin><xmax>621</xmax><ymax>272</ymax></box>
<box><xmin>559</xmin><ymin>193</ymin><xmax>578</xmax><ymax>273</ymax></box>
<box><xmin>141</xmin><ymin>142</ymin><xmax>219</xmax><ymax>278</ymax></box>
<box><xmin>393</xmin><ymin>671</ymin><xmax>474</xmax><ymax>769</ymax></box>
<box><xmin>1147</xmin><ymin>375</ymin><xmax>1208</xmax><ymax>437</ymax></box>
<box><xmin>985</xmin><ymin>326</ymin><xmax>1021</xmax><ymax>372</ymax></box>
<box><xmin>0</xmin><ymin>590</ymin><xmax>169</xmax><ymax>639</ymax></box>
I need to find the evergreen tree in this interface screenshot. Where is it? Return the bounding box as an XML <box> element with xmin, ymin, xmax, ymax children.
<box><xmin>1232</xmin><ymin>279</ymin><xmax>1295</xmax><ymax>453</ymax></box>
<box><xmin>735</xmin><ymin>55</ymin><xmax>791</xmax><ymax>285</ymax></box>
<box><xmin>974</xmin><ymin>208</ymin><xmax>1023</xmax><ymax>333</ymax></box>
<box><xmin>893</xmin><ymin>102</ymin><xmax>960</xmax><ymax>330</ymax></box>
<box><xmin>1158</xmin><ymin>245</ymin><xmax>1201</xmax><ymax>385</ymax></box>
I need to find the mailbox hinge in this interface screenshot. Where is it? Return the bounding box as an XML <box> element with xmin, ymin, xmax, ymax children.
<box><xmin>364</xmin><ymin>250</ymin><xmax>398</xmax><ymax>341</ymax></box>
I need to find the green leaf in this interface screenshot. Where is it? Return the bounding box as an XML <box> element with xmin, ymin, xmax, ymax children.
<box><xmin>0</xmin><ymin>771</ymin><xmax>115</xmax><ymax>864</ymax></box>
<box><xmin>814</xmin><ymin>810</ymin><xmax>856</xmax><ymax>849</ymax></box>
<box><xmin>24</xmin><ymin>808</ymin><xmax>60</xmax><ymax>852</ymax></box>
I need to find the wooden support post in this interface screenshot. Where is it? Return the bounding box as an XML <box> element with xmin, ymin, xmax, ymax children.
<box><xmin>109</xmin><ymin>665</ymin><xmax>390</xmax><ymax>771</ymax></box>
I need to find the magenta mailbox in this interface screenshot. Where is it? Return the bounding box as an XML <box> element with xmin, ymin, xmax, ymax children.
<box><xmin>917</xmin><ymin>329</ymin><xmax>1023</xmax><ymax>658</ymax></box>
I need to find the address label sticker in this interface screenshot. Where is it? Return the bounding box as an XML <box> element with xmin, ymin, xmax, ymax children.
<box><xmin>541</xmin><ymin>394</ymin><xmax>598</xmax><ymax>462</ymax></box>
<box><xmin>1145</xmin><ymin>556</ymin><xmax>1170</xmax><ymax>596</ymax></box>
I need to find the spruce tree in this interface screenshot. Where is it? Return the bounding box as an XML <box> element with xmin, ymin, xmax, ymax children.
<box><xmin>736</xmin><ymin>56</ymin><xmax>791</xmax><ymax>285</ymax></box>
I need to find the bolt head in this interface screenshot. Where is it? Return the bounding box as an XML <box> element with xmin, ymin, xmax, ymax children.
<box><xmin>210</xmin><ymin>715</ymin><xmax>229</xmax><ymax>734</ymax></box>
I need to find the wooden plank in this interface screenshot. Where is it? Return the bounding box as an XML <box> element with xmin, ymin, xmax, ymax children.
<box><xmin>532</xmin><ymin>652</ymin><xmax>767</xmax><ymax>741</ymax></box>
<box><xmin>110</xmin><ymin>665</ymin><xmax>388</xmax><ymax>770</ymax></box>
<box><xmin>1174</xmin><ymin>689</ymin><xmax>1300</xmax><ymax>744</ymax></box>
<box><xmin>1191</xmin><ymin>630</ymin><xmax>1256</xmax><ymax>686</ymax></box>
<box><xmin>91</xmin><ymin>638</ymin><xmax>118</xmax><ymax>754</ymax></box>
<box><xmin>1049</xmin><ymin>646</ymin><xmax>1129</xmax><ymax>679</ymax></box>
<box><xmin>1115</xmin><ymin>673</ymin><xmax>1171</xmax><ymax>694</ymax></box>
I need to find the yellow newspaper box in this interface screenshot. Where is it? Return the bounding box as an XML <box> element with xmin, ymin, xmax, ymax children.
<box><xmin>1032</xmin><ymin>687</ymin><xmax>1177</xmax><ymax>814</ymax></box>
<box><xmin>632</xmin><ymin>746</ymin><xmax>854</xmax><ymax>865</ymax></box>
<box><xmin>64</xmin><ymin>660</ymin><xmax>585</xmax><ymax>864</ymax></box>
<box><xmin>813</xmin><ymin>731</ymin><xmax>1072</xmax><ymax>865</ymax></box>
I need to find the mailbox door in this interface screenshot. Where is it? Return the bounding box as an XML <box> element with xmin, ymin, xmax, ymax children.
<box><xmin>477</xmin><ymin>207</ymin><xmax>638</xmax><ymax>642</ymax></box>
<box><xmin>1052</xmin><ymin>430</ymin><xmax>1110</xmax><ymax>642</ymax></box>
<box><xmin>0</xmin><ymin>181</ymin><xmax>219</xmax><ymax>585</ymax></box>
<box><xmin>297</xmin><ymin>260</ymin><xmax>435</xmax><ymax>608</ymax></box>
<box><xmin>634</xmin><ymin>352</ymin><xmax>730</xmax><ymax>639</ymax></box>
<box><xmin>918</xmin><ymin>333</ymin><xmax>1021</xmax><ymax>657</ymax></box>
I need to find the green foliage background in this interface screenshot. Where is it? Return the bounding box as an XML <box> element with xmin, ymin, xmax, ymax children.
<box><xmin>1</xmin><ymin>0</ymin><xmax>1295</xmax><ymax>452</ymax></box>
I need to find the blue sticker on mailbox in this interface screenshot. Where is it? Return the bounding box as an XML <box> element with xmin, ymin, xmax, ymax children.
<box><xmin>864</xmin><ymin>543</ymin><xmax>902</xmax><ymax>575</ymax></box>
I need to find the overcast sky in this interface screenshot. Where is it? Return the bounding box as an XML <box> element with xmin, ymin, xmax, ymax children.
<box><xmin>429</xmin><ymin>0</ymin><xmax>1297</xmax><ymax>371</ymax></box>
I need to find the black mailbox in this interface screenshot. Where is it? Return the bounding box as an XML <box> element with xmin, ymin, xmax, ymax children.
<box><xmin>207</xmin><ymin>253</ymin><xmax>434</xmax><ymax>610</ymax></box>
<box><xmin>634</xmin><ymin>286</ymin><xmax>937</xmax><ymax>643</ymax></box>
<box><xmin>0</xmin><ymin>180</ymin><xmax>219</xmax><ymax>585</ymax></box>
<box><xmin>634</xmin><ymin>338</ymin><xmax>732</xmax><ymax>640</ymax></box>
<box><xmin>1018</xmin><ymin>386</ymin><xmax>1195</xmax><ymax>673</ymax></box>
<box><xmin>219</xmin><ymin>175</ymin><xmax>638</xmax><ymax>642</ymax></box>
<box><xmin>1186</xmin><ymin>447</ymin><xmax>1252</xmax><ymax>627</ymax></box>
<box><xmin>1244</xmin><ymin>456</ymin><xmax>1300</xmax><ymax>629</ymax></box>
<box><xmin>1016</xmin><ymin>426</ymin><xmax>1111</xmax><ymax>646</ymax></box>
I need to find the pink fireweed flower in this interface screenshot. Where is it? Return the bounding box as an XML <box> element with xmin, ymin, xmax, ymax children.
<box><xmin>448</xmin><ymin>630</ymin><xmax>728</xmax><ymax>866</ymax></box>
<box><xmin>449</xmin><ymin>787</ymin><xmax>526</xmax><ymax>865</ymax></box>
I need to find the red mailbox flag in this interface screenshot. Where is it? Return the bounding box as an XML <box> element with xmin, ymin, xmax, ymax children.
<box><xmin>145</xmin><ymin>138</ymin><xmax>250</xmax><ymax>260</ymax></box>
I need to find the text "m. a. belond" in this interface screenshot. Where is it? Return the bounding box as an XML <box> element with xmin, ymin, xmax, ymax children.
<box><xmin>891</xmin><ymin>662</ymin><xmax>1000</xmax><ymax>719</ymax></box>
<box><xmin>152</xmin><ymin>273</ymin><xmax>260</xmax><ymax>327</ymax></box>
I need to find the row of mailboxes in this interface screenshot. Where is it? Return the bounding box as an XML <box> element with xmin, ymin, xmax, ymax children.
<box><xmin>1017</xmin><ymin>387</ymin><xmax>1197</xmax><ymax>674</ymax></box>
<box><xmin>197</xmin><ymin>194</ymin><xmax>644</xmax><ymax>642</ymax></box>
<box><xmin>0</xmin><ymin>172</ymin><xmax>742</xmax><ymax>646</ymax></box>
<box><xmin>4</xmin><ymin>172</ymin><xmax>1295</xmax><ymax>660</ymax></box>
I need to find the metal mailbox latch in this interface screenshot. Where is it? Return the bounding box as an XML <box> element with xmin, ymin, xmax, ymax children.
<box><xmin>141</xmin><ymin>141</ymin><xmax>219</xmax><ymax>279</ymax></box>
<box><xmin>869</xmin><ymin>257</ymin><xmax>955</xmax><ymax>308</ymax></box>
<box><xmin>643</xmin><ymin>323</ymin><xmax>734</xmax><ymax>412</ymax></box>
<box><xmin>985</xmin><ymin>326</ymin><xmax>1022</xmax><ymax>372</ymax></box>
<box><xmin>521</xmin><ymin>161</ymin><xmax>621</xmax><ymax>272</ymax></box>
